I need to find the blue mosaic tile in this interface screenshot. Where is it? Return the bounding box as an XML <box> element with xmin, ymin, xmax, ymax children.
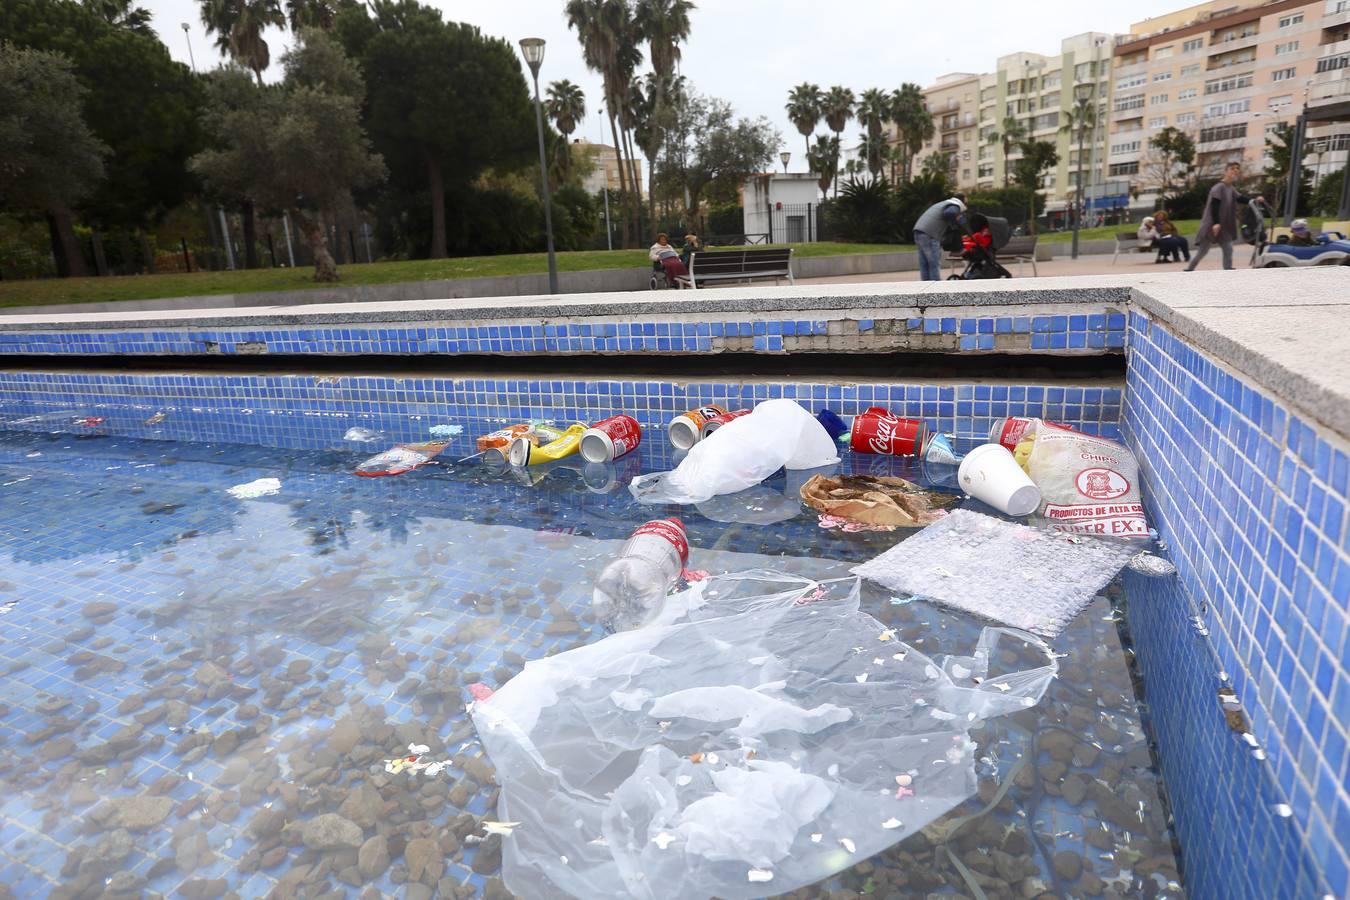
<box><xmin>1124</xmin><ymin>309</ymin><xmax>1350</xmax><ymax>898</ymax></box>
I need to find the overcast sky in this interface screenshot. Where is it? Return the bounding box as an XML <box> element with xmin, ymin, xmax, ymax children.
<box><xmin>144</xmin><ymin>0</ymin><xmax>1187</xmax><ymax>169</ymax></box>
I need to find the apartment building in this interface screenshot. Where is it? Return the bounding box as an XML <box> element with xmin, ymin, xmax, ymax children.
<box><xmin>912</xmin><ymin>73</ymin><xmax>982</xmax><ymax>188</ymax></box>
<box><xmin>574</xmin><ymin>141</ymin><xmax>645</xmax><ymax>198</ymax></box>
<box><xmin>975</xmin><ymin>33</ymin><xmax>1118</xmax><ymax>221</ymax></box>
<box><xmin>1109</xmin><ymin>0</ymin><xmax>1349</xmax><ymax>211</ymax></box>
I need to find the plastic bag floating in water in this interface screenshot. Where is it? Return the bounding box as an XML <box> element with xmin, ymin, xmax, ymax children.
<box><xmin>354</xmin><ymin>441</ymin><xmax>448</xmax><ymax>477</ymax></box>
<box><xmin>226</xmin><ymin>477</ymin><xmax>281</xmax><ymax>499</ymax></box>
<box><xmin>471</xmin><ymin>570</ymin><xmax>1056</xmax><ymax>900</ymax></box>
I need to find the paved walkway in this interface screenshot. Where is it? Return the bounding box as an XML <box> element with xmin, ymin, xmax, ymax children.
<box><xmin>800</xmin><ymin>250</ymin><xmax>1250</xmax><ymax>284</ymax></box>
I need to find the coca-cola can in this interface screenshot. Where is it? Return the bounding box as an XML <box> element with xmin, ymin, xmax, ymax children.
<box><xmin>989</xmin><ymin>416</ymin><xmax>1075</xmax><ymax>452</ymax></box>
<box><xmin>699</xmin><ymin>408</ymin><xmax>752</xmax><ymax>439</ymax></box>
<box><xmin>668</xmin><ymin>404</ymin><xmax>727</xmax><ymax>450</ymax></box>
<box><xmin>579</xmin><ymin>414</ymin><xmax>643</xmax><ymax>463</ymax></box>
<box><xmin>849</xmin><ymin>407</ymin><xmax>927</xmax><ymax>456</ymax></box>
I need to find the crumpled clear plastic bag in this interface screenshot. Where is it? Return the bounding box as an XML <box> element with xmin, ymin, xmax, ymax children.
<box><xmin>630</xmin><ymin>400</ymin><xmax>840</xmax><ymax>505</ymax></box>
<box><xmin>470</xmin><ymin>570</ymin><xmax>1057</xmax><ymax>900</ymax></box>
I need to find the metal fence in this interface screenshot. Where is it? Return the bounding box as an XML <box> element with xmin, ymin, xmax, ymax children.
<box><xmin>744</xmin><ymin>202</ymin><xmax>831</xmax><ymax>244</ymax></box>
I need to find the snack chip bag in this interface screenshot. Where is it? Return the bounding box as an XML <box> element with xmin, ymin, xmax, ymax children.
<box><xmin>1024</xmin><ymin>423</ymin><xmax>1148</xmax><ymax>538</ymax></box>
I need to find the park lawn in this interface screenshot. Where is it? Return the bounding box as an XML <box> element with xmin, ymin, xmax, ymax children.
<box><xmin>0</xmin><ymin>241</ymin><xmax>907</xmax><ymax>310</ymax></box>
<box><xmin>1036</xmin><ymin>217</ymin><xmax>1327</xmax><ymax>243</ymax></box>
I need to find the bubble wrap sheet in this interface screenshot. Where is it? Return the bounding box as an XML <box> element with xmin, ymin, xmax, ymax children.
<box><xmin>851</xmin><ymin>509</ymin><xmax>1138</xmax><ymax>638</ymax></box>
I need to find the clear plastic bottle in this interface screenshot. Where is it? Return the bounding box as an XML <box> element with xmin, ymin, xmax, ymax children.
<box><xmin>592</xmin><ymin>518</ymin><xmax>689</xmax><ymax>632</ymax></box>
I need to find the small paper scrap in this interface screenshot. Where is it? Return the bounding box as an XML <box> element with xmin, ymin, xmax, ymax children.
<box><xmin>839</xmin><ymin>838</ymin><xmax>856</xmax><ymax>854</ymax></box>
<box><xmin>747</xmin><ymin>869</ymin><xmax>774</xmax><ymax>883</ymax></box>
<box><xmin>227</xmin><ymin>478</ymin><xmax>281</xmax><ymax>499</ymax></box>
<box><xmin>482</xmin><ymin>821</ymin><xmax>520</xmax><ymax>836</ymax></box>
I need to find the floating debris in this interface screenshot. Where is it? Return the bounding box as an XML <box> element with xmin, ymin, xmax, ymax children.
<box><xmin>429</xmin><ymin>424</ymin><xmax>464</xmax><ymax>438</ymax></box>
<box><xmin>882</xmin><ymin>818</ymin><xmax>902</xmax><ymax>829</ymax></box>
<box><xmin>747</xmin><ymin>869</ymin><xmax>773</xmax><ymax>883</ymax></box>
<box><xmin>652</xmin><ymin>833</ymin><xmax>676</xmax><ymax>850</ymax></box>
<box><xmin>839</xmin><ymin>838</ymin><xmax>856</xmax><ymax>854</ymax></box>
<box><xmin>144</xmin><ymin>412</ymin><xmax>166</xmax><ymax>425</ymax></box>
<box><xmin>226</xmin><ymin>478</ymin><xmax>281</xmax><ymax>499</ymax></box>
<box><xmin>482</xmin><ymin>821</ymin><xmax>522</xmax><ymax>836</ymax></box>
<box><xmin>343</xmin><ymin>427</ymin><xmax>381</xmax><ymax>442</ymax></box>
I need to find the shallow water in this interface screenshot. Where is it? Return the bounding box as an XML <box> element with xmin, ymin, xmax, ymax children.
<box><xmin>0</xmin><ymin>424</ymin><xmax>1182</xmax><ymax>899</ymax></box>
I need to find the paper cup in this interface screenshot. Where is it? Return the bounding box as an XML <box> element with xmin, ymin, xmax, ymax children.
<box><xmin>958</xmin><ymin>443</ymin><xmax>1041</xmax><ymax>517</ymax></box>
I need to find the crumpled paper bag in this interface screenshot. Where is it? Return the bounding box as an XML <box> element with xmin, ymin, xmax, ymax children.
<box><xmin>799</xmin><ymin>474</ymin><xmax>956</xmax><ymax>527</ymax></box>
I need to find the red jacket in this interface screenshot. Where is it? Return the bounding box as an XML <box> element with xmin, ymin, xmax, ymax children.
<box><xmin>962</xmin><ymin>229</ymin><xmax>992</xmax><ymax>254</ymax></box>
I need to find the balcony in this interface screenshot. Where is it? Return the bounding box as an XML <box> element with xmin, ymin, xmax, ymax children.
<box><xmin>1319</xmin><ymin>38</ymin><xmax>1350</xmax><ymax>60</ymax></box>
<box><xmin>1208</xmin><ymin>31</ymin><xmax>1259</xmax><ymax>54</ymax></box>
<box><xmin>1195</xmin><ymin>136</ymin><xmax>1248</xmax><ymax>152</ymax></box>
<box><xmin>1322</xmin><ymin>9</ymin><xmax>1350</xmax><ymax>31</ymax></box>
<box><xmin>940</xmin><ymin>116</ymin><xmax>962</xmax><ymax>132</ymax></box>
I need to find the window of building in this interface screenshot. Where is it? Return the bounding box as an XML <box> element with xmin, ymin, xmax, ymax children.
<box><xmin>962</xmin><ymin>168</ymin><xmax>971</xmax><ymax>179</ymax></box>
<box><xmin>1116</xmin><ymin>120</ymin><xmax>1143</xmax><ymax>132</ymax></box>
<box><xmin>1149</xmin><ymin>116</ymin><xmax>1168</xmax><ymax>128</ymax></box>
<box><xmin>1272</xmin><ymin>67</ymin><xmax>1297</xmax><ymax>81</ymax></box>
<box><xmin>1182</xmin><ymin>37</ymin><xmax>1204</xmax><ymax>52</ymax></box>
<box><xmin>1116</xmin><ymin>74</ymin><xmax>1147</xmax><ymax>90</ymax></box>
<box><xmin>1074</xmin><ymin>62</ymin><xmax>1096</xmax><ymax>80</ymax></box>
<box><xmin>1154</xmin><ymin>72</ymin><xmax>1172</xmax><ymax>82</ymax></box>
<box><xmin>1199</xmin><ymin>123</ymin><xmax>1247</xmax><ymax>143</ymax></box>
<box><xmin>1176</xmin><ymin>112</ymin><xmax>1197</xmax><ymax>125</ymax></box>
<box><xmin>1034</xmin><ymin>112</ymin><xmax>1060</xmax><ymax>130</ymax></box>
<box><xmin>1110</xmin><ymin>139</ymin><xmax>1142</xmax><ymax>155</ymax></box>
<box><xmin>1178</xmin><ymin>87</ymin><xmax>1198</xmax><ymax>100</ymax></box>
<box><xmin>962</xmin><ymin>149</ymin><xmax>971</xmax><ymax>160</ymax></box>
<box><xmin>1109</xmin><ymin>161</ymin><xmax>1140</xmax><ymax>176</ymax></box>
<box><xmin>1204</xmin><ymin>73</ymin><xmax>1253</xmax><ymax>94</ymax></box>
<box><xmin>1180</xmin><ymin>64</ymin><xmax>1201</xmax><ymax>77</ymax></box>
<box><xmin>1269</xmin><ymin>94</ymin><xmax>1293</xmax><ymax>110</ymax></box>
<box><xmin>1316</xmin><ymin>55</ymin><xmax>1350</xmax><ymax>74</ymax></box>
<box><xmin>1041</xmin><ymin>92</ymin><xmax>1060</xmax><ymax>108</ymax></box>
<box><xmin>1263</xmin><ymin>121</ymin><xmax>1285</xmax><ymax>137</ymax></box>
<box><xmin>1114</xmin><ymin>94</ymin><xmax>1146</xmax><ymax>112</ymax></box>
<box><xmin>1216</xmin><ymin>25</ymin><xmax>1258</xmax><ymax>43</ymax></box>
<box><xmin>1204</xmin><ymin>99</ymin><xmax>1250</xmax><ymax>117</ymax></box>
<box><xmin>1274</xmin><ymin>41</ymin><xmax>1299</xmax><ymax>55</ymax></box>
<box><xmin>1043</xmin><ymin>73</ymin><xmax>1061</xmax><ymax>89</ymax></box>
<box><xmin>1154</xmin><ymin>46</ymin><xmax>1174</xmax><ymax>60</ymax></box>
<box><xmin>978</xmin><ymin>164</ymin><xmax>994</xmax><ymax>178</ymax></box>
<box><xmin>1150</xmin><ymin>93</ymin><xmax>1169</xmax><ymax>105</ymax></box>
<box><xmin>1278</xmin><ymin>13</ymin><xmax>1303</xmax><ymax>27</ymax></box>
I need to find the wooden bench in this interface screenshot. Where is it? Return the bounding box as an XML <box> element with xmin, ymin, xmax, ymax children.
<box><xmin>676</xmin><ymin>248</ymin><xmax>794</xmax><ymax>289</ymax></box>
<box><xmin>1112</xmin><ymin>231</ymin><xmax>1151</xmax><ymax>264</ymax></box>
<box><xmin>1002</xmin><ymin>235</ymin><xmax>1038</xmax><ymax>276</ymax></box>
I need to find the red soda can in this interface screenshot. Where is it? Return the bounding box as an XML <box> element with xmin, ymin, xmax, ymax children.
<box><xmin>699</xmin><ymin>408</ymin><xmax>752</xmax><ymax>439</ymax></box>
<box><xmin>579</xmin><ymin>414</ymin><xmax>642</xmax><ymax>463</ymax></box>
<box><xmin>989</xmin><ymin>416</ymin><xmax>1074</xmax><ymax>452</ymax></box>
<box><xmin>849</xmin><ymin>407</ymin><xmax>928</xmax><ymax>456</ymax></box>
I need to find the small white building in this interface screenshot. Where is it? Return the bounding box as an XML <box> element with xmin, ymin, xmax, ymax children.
<box><xmin>741</xmin><ymin>174</ymin><xmax>824</xmax><ymax>243</ymax></box>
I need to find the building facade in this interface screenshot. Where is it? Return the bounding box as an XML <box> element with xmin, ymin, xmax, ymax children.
<box><xmin>912</xmin><ymin>73</ymin><xmax>982</xmax><ymax>188</ymax></box>
<box><xmin>575</xmin><ymin>141</ymin><xmax>645</xmax><ymax>198</ymax></box>
<box><xmin>976</xmin><ymin>33</ymin><xmax>1118</xmax><ymax>223</ymax></box>
<box><xmin>1110</xmin><ymin>0</ymin><xmax>1349</xmax><ymax>211</ymax></box>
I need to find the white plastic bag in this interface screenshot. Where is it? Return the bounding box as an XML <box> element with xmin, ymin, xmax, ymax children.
<box><xmin>631</xmin><ymin>400</ymin><xmax>840</xmax><ymax>505</ymax></box>
<box><xmin>470</xmin><ymin>570</ymin><xmax>1058</xmax><ymax>900</ymax></box>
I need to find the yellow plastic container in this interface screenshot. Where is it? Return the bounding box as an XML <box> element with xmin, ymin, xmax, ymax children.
<box><xmin>509</xmin><ymin>423</ymin><xmax>586</xmax><ymax>466</ymax></box>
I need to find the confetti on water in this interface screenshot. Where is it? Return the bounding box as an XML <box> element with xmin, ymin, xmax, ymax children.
<box><xmin>429</xmin><ymin>424</ymin><xmax>463</xmax><ymax>438</ymax></box>
<box><xmin>747</xmin><ymin>869</ymin><xmax>773</xmax><ymax>883</ymax></box>
<box><xmin>810</xmin><ymin>833</ymin><xmax>822</xmax><ymax>843</ymax></box>
<box><xmin>839</xmin><ymin>838</ymin><xmax>856</xmax><ymax>853</ymax></box>
<box><xmin>882</xmin><ymin>817</ymin><xmax>902</xmax><ymax>829</ymax></box>
<box><xmin>482</xmin><ymin>821</ymin><xmax>521</xmax><ymax>836</ymax></box>
<box><xmin>652</xmin><ymin>832</ymin><xmax>676</xmax><ymax>850</ymax></box>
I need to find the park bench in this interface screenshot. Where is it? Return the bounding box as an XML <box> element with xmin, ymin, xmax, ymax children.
<box><xmin>676</xmin><ymin>247</ymin><xmax>794</xmax><ymax>289</ymax></box>
<box><xmin>1112</xmin><ymin>231</ymin><xmax>1151</xmax><ymax>264</ymax></box>
<box><xmin>1002</xmin><ymin>235</ymin><xmax>1039</xmax><ymax>276</ymax></box>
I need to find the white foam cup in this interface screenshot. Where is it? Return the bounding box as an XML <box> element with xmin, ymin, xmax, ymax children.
<box><xmin>957</xmin><ymin>443</ymin><xmax>1042</xmax><ymax>517</ymax></box>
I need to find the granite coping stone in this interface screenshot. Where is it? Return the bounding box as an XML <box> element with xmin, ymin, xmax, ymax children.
<box><xmin>0</xmin><ymin>267</ymin><xmax>1345</xmax><ymax>439</ymax></box>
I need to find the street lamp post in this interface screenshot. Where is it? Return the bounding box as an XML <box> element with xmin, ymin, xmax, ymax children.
<box><xmin>519</xmin><ymin>37</ymin><xmax>559</xmax><ymax>295</ymax></box>
<box><xmin>1071</xmin><ymin>82</ymin><xmax>1093</xmax><ymax>261</ymax></box>
<box><xmin>780</xmin><ymin>151</ymin><xmax>791</xmax><ymax>174</ymax></box>
<box><xmin>181</xmin><ymin>23</ymin><xmax>196</xmax><ymax>73</ymax></box>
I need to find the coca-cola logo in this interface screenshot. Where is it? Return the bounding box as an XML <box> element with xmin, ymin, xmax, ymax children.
<box><xmin>868</xmin><ymin>414</ymin><xmax>900</xmax><ymax>453</ymax></box>
<box><xmin>1076</xmin><ymin>467</ymin><xmax>1130</xmax><ymax>500</ymax></box>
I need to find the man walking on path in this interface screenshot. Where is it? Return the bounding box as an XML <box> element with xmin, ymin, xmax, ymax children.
<box><xmin>913</xmin><ymin>194</ymin><xmax>967</xmax><ymax>281</ymax></box>
<box><xmin>1185</xmin><ymin>162</ymin><xmax>1260</xmax><ymax>271</ymax></box>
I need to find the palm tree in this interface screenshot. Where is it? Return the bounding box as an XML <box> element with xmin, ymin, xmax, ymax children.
<box><xmin>820</xmin><ymin>86</ymin><xmax>854</xmax><ymax>198</ymax></box>
<box><xmin>634</xmin><ymin>0</ymin><xmax>694</xmax><ymax>225</ymax></box>
<box><xmin>566</xmin><ymin>0</ymin><xmax>645</xmax><ymax>246</ymax></box>
<box><xmin>889</xmin><ymin>83</ymin><xmax>932</xmax><ymax>183</ymax></box>
<box><xmin>547</xmin><ymin>79</ymin><xmax>587</xmax><ymax>138</ymax></box>
<box><xmin>856</xmin><ymin>88</ymin><xmax>889</xmax><ymax>179</ymax></box>
<box><xmin>284</xmin><ymin>0</ymin><xmax>336</xmax><ymax>31</ymax></box>
<box><xmin>786</xmin><ymin>82</ymin><xmax>822</xmax><ymax>160</ymax></box>
<box><xmin>988</xmin><ymin>115</ymin><xmax>1027</xmax><ymax>187</ymax></box>
<box><xmin>857</xmin><ymin>132</ymin><xmax>887</xmax><ymax>181</ymax></box>
<box><xmin>807</xmin><ymin>134</ymin><xmax>839</xmax><ymax>200</ymax></box>
<box><xmin>199</xmin><ymin>0</ymin><xmax>285</xmax><ymax>85</ymax></box>
<box><xmin>83</xmin><ymin>0</ymin><xmax>155</xmax><ymax>36</ymax></box>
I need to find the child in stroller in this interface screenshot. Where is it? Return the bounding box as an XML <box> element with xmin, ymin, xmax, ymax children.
<box><xmin>948</xmin><ymin>213</ymin><xmax>1013</xmax><ymax>280</ymax></box>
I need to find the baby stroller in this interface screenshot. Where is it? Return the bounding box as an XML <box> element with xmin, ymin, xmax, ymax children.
<box><xmin>946</xmin><ymin>214</ymin><xmax>1013</xmax><ymax>280</ymax></box>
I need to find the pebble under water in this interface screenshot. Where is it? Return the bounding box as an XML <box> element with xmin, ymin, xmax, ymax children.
<box><xmin>0</xmin><ymin>423</ymin><xmax>1184</xmax><ymax>899</ymax></box>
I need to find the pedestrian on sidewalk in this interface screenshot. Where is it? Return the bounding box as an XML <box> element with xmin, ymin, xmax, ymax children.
<box><xmin>913</xmin><ymin>193</ymin><xmax>967</xmax><ymax>281</ymax></box>
<box><xmin>1185</xmin><ymin>162</ymin><xmax>1260</xmax><ymax>271</ymax></box>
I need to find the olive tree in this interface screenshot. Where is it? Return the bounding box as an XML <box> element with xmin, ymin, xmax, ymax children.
<box><xmin>192</xmin><ymin>29</ymin><xmax>384</xmax><ymax>281</ymax></box>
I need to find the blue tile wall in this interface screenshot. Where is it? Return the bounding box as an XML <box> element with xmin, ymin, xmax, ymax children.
<box><xmin>0</xmin><ymin>372</ymin><xmax>1123</xmax><ymax>452</ymax></box>
<box><xmin>0</xmin><ymin>311</ymin><xmax>1127</xmax><ymax>357</ymax></box>
<box><xmin>1124</xmin><ymin>309</ymin><xmax>1350</xmax><ymax>898</ymax></box>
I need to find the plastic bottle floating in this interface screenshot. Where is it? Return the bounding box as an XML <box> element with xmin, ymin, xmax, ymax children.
<box><xmin>354</xmin><ymin>441</ymin><xmax>449</xmax><ymax>477</ymax></box>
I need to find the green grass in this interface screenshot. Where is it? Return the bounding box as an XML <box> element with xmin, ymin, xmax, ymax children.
<box><xmin>0</xmin><ymin>241</ymin><xmax>908</xmax><ymax>310</ymax></box>
<box><xmin>1036</xmin><ymin>217</ymin><xmax>1328</xmax><ymax>243</ymax></box>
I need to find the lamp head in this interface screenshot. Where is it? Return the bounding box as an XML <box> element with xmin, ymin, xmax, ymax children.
<box><xmin>1074</xmin><ymin>82</ymin><xmax>1094</xmax><ymax>104</ymax></box>
<box><xmin>519</xmin><ymin>38</ymin><xmax>545</xmax><ymax>76</ymax></box>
